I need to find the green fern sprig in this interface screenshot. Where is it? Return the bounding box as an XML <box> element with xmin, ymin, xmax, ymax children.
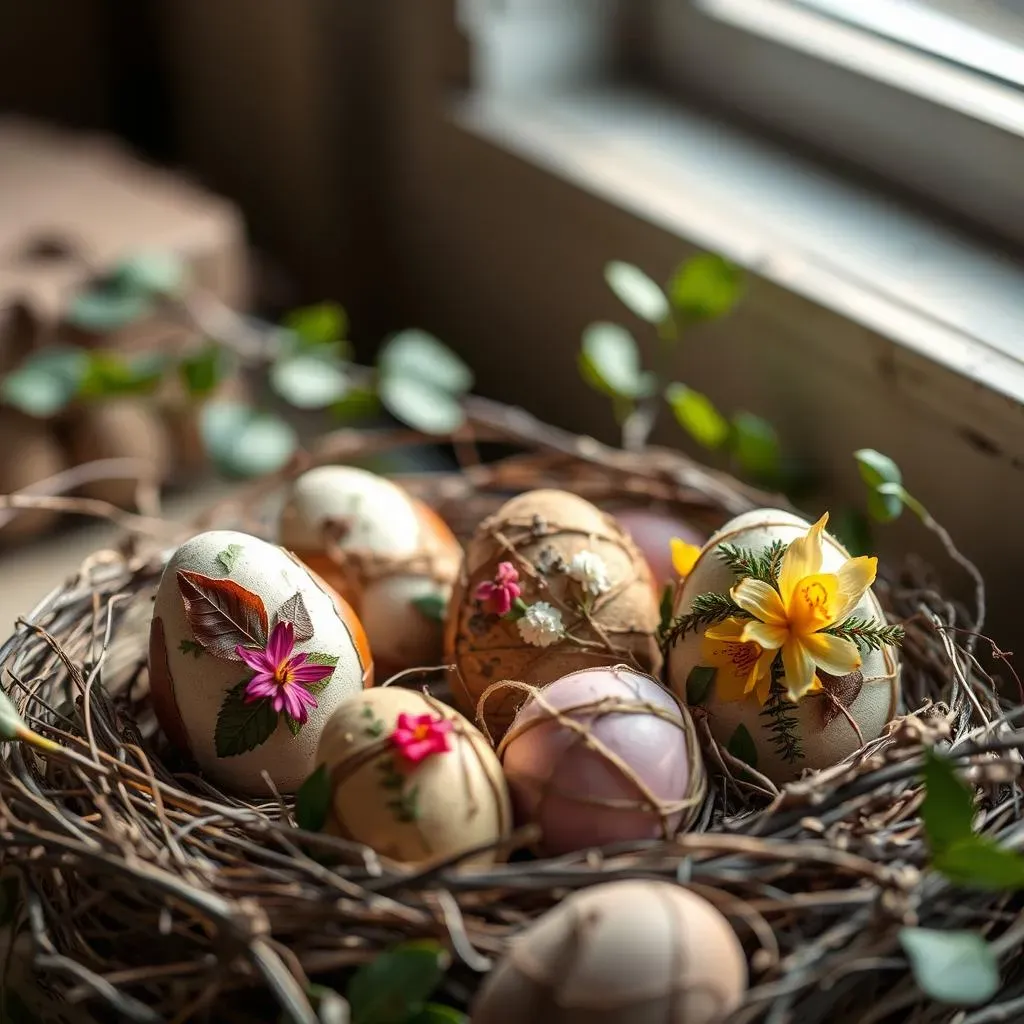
<box><xmin>717</xmin><ymin>540</ymin><xmax>787</xmax><ymax>587</ymax></box>
<box><xmin>823</xmin><ymin>616</ymin><xmax>905</xmax><ymax>652</ymax></box>
<box><xmin>664</xmin><ymin>592</ymin><xmax>750</xmax><ymax>647</ymax></box>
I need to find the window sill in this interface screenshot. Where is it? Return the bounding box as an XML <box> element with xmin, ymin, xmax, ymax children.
<box><xmin>452</xmin><ymin>85</ymin><xmax>1024</xmax><ymax>411</ymax></box>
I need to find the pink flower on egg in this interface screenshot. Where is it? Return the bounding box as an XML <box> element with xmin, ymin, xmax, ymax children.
<box><xmin>474</xmin><ymin>561</ymin><xmax>522</xmax><ymax>616</ymax></box>
<box><xmin>236</xmin><ymin>620</ymin><xmax>332</xmax><ymax>726</ymax></box>
<box><xmin>391</xmin><ymin>712</ymin><xmax>453</xmax><ymax>765</ymax></box>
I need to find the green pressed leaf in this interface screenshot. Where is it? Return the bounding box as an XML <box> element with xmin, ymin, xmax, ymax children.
<box><xmin>727</xmin><ymin>723</ymin><xmax>758</xmax><ymax>768</ymax></box>
<box><xmin>295</xmin><ymin>764</ymin><xmax>332</xmax><ymax>833</ymax></box>
<box><xmin>668</xmin><ymin>253</ymin><xmax>744</xmax><ymax>324</ymax></box>
<box><xmin>0</xmin><ymin>690</ymin><xmax>26</xmax><ymax>740</ymax></box>
<box><xmin>179</xmin><ymin>344</ymin><xmax>229</xmax><ymax>398</ymax></box>
<box><xmin>665</xmin><ymin>383</ymin><xmax>730</xmax><ymax>449</ymax></box>
<box><xmin>412</xmin><ymin>594</ymin><xmax>447</xmax><ymax>623</ymax></box>
<box><xmin>178</xmin><ymin>640</ymin><xmax>204</xmax><ymax>659</ymax></box>
<box><xmin>200</xmin><ymin>401</ymin><xmax>299</xmax><ymax>478</ymax></box>
<box><xmin>216</xmin><ymin>543</ymin><xmax>244</xmax><ymax>574</ymax></box>
<box><xmin>579</xmin><ymin>322</ymin><xmax>653</xmax><ymax>400</ymax></box>
<box><xmin>921</xmin><ymin>748</ymin><xmax>975</xmax><ymax>852</ymax></box>
<box><xmin>302</xmin><ymin>653</ymin><xmax>339</xmax><ymax>695</ymax></box>
<box><xmin>731</xmin><ymin>412</ymin><xmax>780</xmax><ymax>481</ymax></box>
<box><xmin>271</xmin><ymin>354</ymin><xmax>350</xmax><ymax>409</ymax></box>
<box><xmin>286</xmin><ymin>716</ymin><xmax>303</xmax><ymax>738</ymax></box>
<box><xmin>0</xmin><ymin>346</ymin><xmax>87</xmax><ymax>416</ymax></box>
<box><xmin>214</xmin><ymin>680</ymin><xmax>279</xmax><ymax>758</ymax></box>
<box><xmin>379</xmin><ymin>376</ymin><xmax>465</xmax><ymax>435</ymax></box>
<box><xmin>78</xmin><ymin>351</ymin><xmax>168</xmax><ymax>399</ymax></box>
<box><xmin>378</xmin><ymin>330</ymin><xmax>473</xmax><ymax>396</ymax></box>
<box><xmin>409</xmin><ymin>1006</ymin><xmax>468</xmax><ymax>1024</ymax></box>
<box><xmin>936</xmin><ymin>838</ymin><xmax>1024</xmax><ymax>890</ymax></box>
<box><xmin>113</xmin><ymin>251</ymin><xmax>186</xmax><ymax>296</ymax></box>
<box><xmin>332</xmin><ymin>386</ymin><xmax>380</xmax><ymax>422</ymax></box>
<box><xmin>900</xmin><ymin>928</ymin><xmax>999</xmax><ymax>1006</ymax></box>
<box><xmin>284</xmin><ymin>303</ymin><xmax>348</xmax><ymax>348</ymax></box>
<box><xmin>686</xmin><ymin>666</ymin><xmax>716</xmax><ymax>706</ymax></box>
<box><xmin>604</xmin><ymin>261</ymin><xmax>670</xmax><ymax>324</ymax></box>
<box><xmin>67</xmin><ymin>289</ymin><xmax>150</xmax><ymax>332</ymax></box>
<box><xmin>346</xmin><ymin>940</ymin><xmax>449</xmax><ymax>1024</ymax></box>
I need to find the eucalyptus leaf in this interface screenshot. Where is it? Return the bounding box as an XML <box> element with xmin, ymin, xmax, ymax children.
<box><xmin>867</xmin><ymin>487</ymin><xmax>903</xmax><ymax>523</ymax></box>
<box><xmin>113</xmin><ymin>251</ymin><xmax>186</xmax><ymax>296</ymax></box>
<box><xmin>179</xmin><ymin>344</ymin><xmax>229</xmax><ymax>398</ymax></box>
<box><xmin>285</xmin><ymin>303</ymin><xmax>348</xmax><ymax>347</ymax></box>
<box><xmin>379</xmin><ymin>376</ymin><xmax>464</xmax><ymax>435</ymax></box>
<box><xmin>579</xmin><ymin>322</ymin><xmax>653</xmax><ymax>399</ymax></box>
<box><xmin>200</xmin><ymin>401</ymin><xmax>299</xmax><ymax>478</ymax></box>
<box><xmin>378</xmin><ymin>330</ymin><xmax>473</xmax><ymax>396</ymax></box>
<box><xmin>67</xmin><ymin>289</ymin><xmax>151</xmax><ymax>333</ymax></box>
<box><xmin>854</xmin><ymin>449</ymin><xmax>902</xmax><ymax>488</ymax></box>
<box><xmin>900</xmin><ymin>928</ymin><xmax>999</xmax><ymax>1006</ymax></box>
<box><xmin>665</xmin><ymin>383</ymin><xmax>730</xmax><ymax>449</ymax></box>
<box><xmin>604</xmin><ymin>261</ymin><xmax>670</xmax><ymax>323</ymax></box>
<box><xmin>731</xmin><ymin>412</ymin><xmax>780</xmax><ymax>480</ymax></box>
<box><xmin>0</xmin><ymin>346</ymin><xmax>87</xmax><ymax>416</ymax></box>
<box><xmin>271</xmin><ymin>354</ymin><xmax>350</xmax><ymax>409</ymax></box>
<box><xmin>921</xmin><ymin>749</ymin><xmax>976</xmax><ymax>852</ymax></box>
<box><xmin>78</xmin><ymin>351</ymin><xmax>168</xmax><ymax>399</ymax></box>
<box><xmin>346</xmin><ymin>940</ymin><xmax>448</xmax><ymax>1024</ymax></box>
<box><xmin>668</xmin><ymin>253</ymin><xmax>744</xmax><ymax>324</ymax></box>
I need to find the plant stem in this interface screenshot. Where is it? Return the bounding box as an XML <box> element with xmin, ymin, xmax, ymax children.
<box><xmin>621</xmin><ymin>315</ymin><xmax>678</xmax><ymax>452</ymax></box>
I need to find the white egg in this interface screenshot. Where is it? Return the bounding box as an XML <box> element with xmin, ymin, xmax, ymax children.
<box><xmin>667</xmin><ymin>509</ymin><xmax>900</xmax><ymax>784</ymax></box>
<box><xmin>149</xmin><ymin>529</ymin><xmax>373</xmax><ymax>795</ymax></box>
<box><xmin>279</xmin><ymin>466</ymin><xmax>461</xmax><ymax>678</ymax></box>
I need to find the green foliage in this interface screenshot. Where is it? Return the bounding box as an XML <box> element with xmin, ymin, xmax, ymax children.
<box><xmin>295</xmin><ymin>764</ymin><xmax>332</xmax><ymax>833</ymax></box>
<box><xmin>271</xmin><ymin>353</ymin><xmax>350</xmax><ymax>409</ymax></box>
<box><xmin>665</xmin><ymin>383</ymin><xmax>730</xmax><ymax>449</ymax></box>
<box><xmin>378</xmin><ymin>376</ymin><xmax>464</xmax><ymax>435</ymax></box>
<box><xmin>832</xmin><ymin>507</ymin><xmax>873</xmax><ymax>557</ymax></box>
<box><xmin>823</xmin><ymin>616</ymin><xmax>904</xmax><ymax>653</ymax></box>
<box><xmin>604</xmin><ymin>260</ymin><xmax>670</xmax><ymax>324</ymax></box>
<box><xmin>78</xmin><ymin>351</ymin><xmax>168</xmax><ymax>399</ymax></box>
<box><xmin>0</xmin><ymin>346</ymin><xmax>87</xmax><ymax>416</ymax></box>
<box><xmin>409</xmin><ymin>1006</ymin><xmax>467</xmax><ymax>1024</ymax></box>
<box><xmin>657</xmin><ymin>583</ymin><xmax>675</xmax><ymax>643</ymax></box>
<box><xmin>578</xmin><ymin>323</ymin><xmax>654</xmax><ymax>400</ymax></box>
<box><xmin>67</xmin><ymin>289</ymin><xmax>150</xmax><ymax>333</ymax></box>
<box><xmin>284</xmin><ymin>303</ymin><xmax>348</xmax><ymax>349</ymax></box>
<box><xmin>332</xmin><ymin>386</ymin><xmax>380</xmax><ymax>422</ymax></box>
<box><xmin>717</xmin><ymin>540</ymin><xmax>786</xmax><ymax>587</ymax></box>
<box><xmin>214</xmin><ymin>680</ymin><xmax>279</xmax><ymax>758</ymax></box>
<box><xmin>113</xmin><ymin>251</ymin><xmax>186</xmax><ymax>297</ymax></box>
<box><xmin>727</xmin><ymin>723</ymin><xmax>758</xmax><ymax>768</ymax></box>
<box><xmin>900</xmin><ymin>928</ymin><xmax>999</xmax><ymax>1006</ymax></box>
<box><xmin>855</xmin><ymin>449</ymin><xmax>904</xmax><ymax>522</ymax></box>
<box><xmin>760</xmin><ymin>667</ymin><xmax>803</xmax><ymax>764</ymax></box>
<box><xmin>685</xmin><ymin>666</ymin><xmax>716</xmax><ymax>705</ymax></box>
<box><xmin>731</xmin><ymin>412</ymin><xmax>780</xmax><ymax>483</ymax></box>
<box><xmin>200</xmin><ymin>400</ymin><xmax>298</xmax><ymax>479</ymax></box>
<box><xmin>179</xmin><ymin>343</ymin><xmax>230</xmax><ymax>398</ymax></box>
<box><xmin>346</xmin><ymin>941</ymin><xmax>449</xmax><ymax>1024</ymax></box>
<box><xmin>412</xmin><ymin>594</ymin><xmax>447</xmax><ymax>623</ymax></box>
<box><xmin>668</xmin><ymin>253</ymin><xmax>744</xmax><ymax>324</ymax></box>
<box><xmin>665</xmin><ymin>592</ymin><xmax>748</xmax><ymax>646</ymax></box>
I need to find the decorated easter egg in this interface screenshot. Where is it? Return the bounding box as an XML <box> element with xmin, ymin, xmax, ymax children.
<box><xmin>498</xmin><ymin>666</ymin><xmax>705</xmax><ymax>855</ymax></box>
<box><xmin>279</xmin><ymin>466</ymin><xmax>462</xmax><ymax>678</ymax></box>
<box><xmin>471</xmin><ymin>879</ymin><xmax>748</xmax><ymax>1024</ymax></box>
<box><xmin>314</xmin><ymin>686</ymin><xmax>512</xmax><ymax>866</ymax></box>
<box><xmin>613</xmin><ymin>507</ymin><xmax>707</xmax><ymax>588</ymax></box>
<box><xmin>445</xmin><ymin>490</ymin><xmax>662</xmax><ymax>737</ymax></box>
<box><xmin>149</xmin><ymin>529</ymin><xmax>373</xmax><ymax>794</ymax></box>
<box><xmin>667</xmin><ymin>509</ymin><xmax>901</xmax><ymax>784</ymax></box>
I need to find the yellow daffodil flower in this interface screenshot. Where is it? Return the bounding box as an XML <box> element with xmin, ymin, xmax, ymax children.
<box><xmin>701</xmin><ymin>617</ymin><xmax>777</xmax><ymax>704</ymax></box>
<box><xmin>671</xmin><ymin>538</ymin><xmax>702</xmax><ymax>578</ymax></box>
<box><xmin>731</xmin><ymin>512</ymin><xmax>877</xmax><ymax>703</ymax></box>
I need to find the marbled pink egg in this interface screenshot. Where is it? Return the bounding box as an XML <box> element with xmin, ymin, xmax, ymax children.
<box><xmin>497</xmin><ymin>666</ymin><xmax>705</xmax><ymax>856</ymax></box>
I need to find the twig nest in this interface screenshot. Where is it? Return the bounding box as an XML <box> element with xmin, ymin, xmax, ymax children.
<box><xmin>279</xmin><ymin>466</ymin><xmax>461</xmax><ymax>678</ymax></box>
<box><xmin>445</xmin><ymin>490</ymin><xmax>662</xmax><ymax>737</ymax></box>
<box><xmin>0</xmin><ymin>410</ymin><xmax>67</xmax><ymax>544</ymax></box>
<box><xmin>614</xmin><ymin>507</ymin><xmax>707</xmax><ymax>588</ymax></box>
<box><xmin>314</xmin><ymin>686</ymin><xmax>512</xmax><ymax>866</ymax></box>
<box><xmin>471</xmin><ymin>879</ymin><xmax>747</xmax><ymax>1024</ymax></box>
<box><xmin>150</xmin><ymin>529</ymin><xmax>373</xmax><ymax>794</ymax></box>
<box><xmin>495</xmin><ymin>667</ymin><xmax>705</xmax><ymax>856</ymax></box>
<box><xmin>667</xmin><ymin>509</ymin><xmax>901</xmax><ymax>785</ymax></box>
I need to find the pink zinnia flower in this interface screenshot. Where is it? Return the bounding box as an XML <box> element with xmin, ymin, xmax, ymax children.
<box><xmin>236</xmin><ymin>621</ymin><xmax>332</xmax><ymax>725</ymax></box>
<box><xmin>390</xmin><ymin>712</ymin><xmax>453</xmax><ymax>764</ymax></box>
<box><xmin>474</xmin><ymin>561</ymin><xmax>521</xmax><ymax>616</ymax></box>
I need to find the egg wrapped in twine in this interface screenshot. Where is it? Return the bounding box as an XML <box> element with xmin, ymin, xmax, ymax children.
<box><xmin>445</xmin><ymin>490</ymin><xmax>662</xmax><ymax>737</ymax></box>
<box><xmin>315</xmin><ymin>686</ymin><xmax>512</xmax><ymax>867</ymax></box>
<box><xmin>471</xmin><ymin>879</ymin><xmax>748</xmax><ymax>1024</ymax></box>
<box><xmin>486</xmin><ymin>666</ymin><xmax>706</xmax><ymax>856</ymax></box>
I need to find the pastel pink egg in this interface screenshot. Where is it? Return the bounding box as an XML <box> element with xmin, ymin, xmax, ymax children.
<box><xmin>498</xmin><ymin>666</ymin><xmax>705</xmax><ymax>856</ymax></box>
<box><xmin>614</xmin><ymin>508</ymin><xmax>707</xmax><ymax>588</ymax></box>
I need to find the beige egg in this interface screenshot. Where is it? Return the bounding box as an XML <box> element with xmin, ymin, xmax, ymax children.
<box><xmin>315</xmin><ymin>686</ymin><xmax>512</xmax><ymax>866</ymax></box>
<box><xmin>150</xmin><ymin>529</ymin><xmax>373</xmax><ymax>795</ymax></box>
<box><xmin>445</xmin><ymin>490</ymin><xmax>661</xmax><ymax>739</ymax></box>
<box><xmin>471</xmin><ymin>880</ymin><xmax>748</xmax><ymax>1024</ymax></box>
<box><xmin>0</xmin><ymin>410</ymin><xmax>67</xmax><ymax>544</ymax></box>
<box><xmin>667</xmin><ymin>509</ymin><xmax>900</xmax><ymax>784</ymax></box>
<box><xmin>279</xmin><ymin>466</ymin><xmax>462</xmax><ymax>680</ymax></box>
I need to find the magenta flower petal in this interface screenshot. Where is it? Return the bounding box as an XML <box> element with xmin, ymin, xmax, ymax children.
<box><xmin>244</xmin><ymin>675</ymin><xmax>278</xmax><ymax>701</ymax></box>
<box><xmin>237</xmin><ymin>645</ymin><xmax>274</xmax><ymax>673</ymax></box>
<box><xmin>282</xmin><ymin>686</ymin><xmax>309</xmax><ymax>724</ymax></box>
<box><xmin>267</xmin><ymin>620</ymin><xmax>295</xmax><ymax>666</ymax></box>
<box><xmin>289</xmin><ymin>652</ymin><xmax>309</xmax><ymax>669</ymax></box>
<box><xmin>272</xmin><ymin>691</ymin><xmax>286</xmax><ymax>713</ymax></box>
<box><xmin>291</xmin><ymin>661</ymin><xmax>334</xmax><ymax>685</ymax></box>
<box><xmin>296</xmin><ymin>686</ymin><xmax>318</xmax><ymax>710</ymax></box>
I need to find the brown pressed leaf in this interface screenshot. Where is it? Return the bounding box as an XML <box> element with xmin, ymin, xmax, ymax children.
<box><xmin>275</xmin><ymin>591</ymin><xmax>314</xmax><ymax>643</ymax></box>
<box><xmin>177</xmin><ymin>571</ymin><xmax>269</xmax><ymax>661</ymax></box>
<box><xmin>812</xmin><ymin>669</ymin><xmax>865</xmax><ymax>730</ymax></box>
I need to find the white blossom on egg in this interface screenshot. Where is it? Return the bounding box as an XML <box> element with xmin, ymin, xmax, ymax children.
<box><xmin>517</xmin><ymin>602</ymin><xmax>564</xmax><ymax>647</ymax></box>
<box><xmin>567</xmin><ymin>550</ymin><xmax>612</xmax><ymax>596</ymax></box>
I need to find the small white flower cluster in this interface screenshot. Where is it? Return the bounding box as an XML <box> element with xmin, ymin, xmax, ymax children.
<box><xmin>566</xmin><ymin>550</ymin><xmax>611</xmax><ymax>597</ymax></box>
<box><xmin>516</xmin><ymin>602</ymin><xmax>563</xmax><ymax>648</ymax></box>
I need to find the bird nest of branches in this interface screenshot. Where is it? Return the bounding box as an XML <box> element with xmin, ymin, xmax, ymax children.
<box><xmin>0</xmin><ymin>397</ymin><xmax>1019</xmax><ymax>1024</ymax></box>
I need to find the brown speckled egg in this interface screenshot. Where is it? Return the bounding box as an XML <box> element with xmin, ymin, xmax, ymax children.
<box><xmin>314</xmin><ymin>686</ymin><xmax>512</xmax><ymax>866</ymax></box>
<box><xmin>614</xmin><ymin>507</ymin><xmax>708</xmax><ymax>588</ymax></box>
<box><xmin>471</xmin><ymin>880</ymin><xmax>748</xmax><ymax>1024</ymax></box>
<box><xmin>498</xmin><ymin>666</ymin><xmax>705</xmax><ymax>855</ymax></box>
<box><xmin>445</xmin><ymin>490</ymin><xmax>661</xmax><ymax>738</ymax></box>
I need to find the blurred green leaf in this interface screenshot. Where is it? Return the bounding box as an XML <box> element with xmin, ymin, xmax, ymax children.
<box><xmin>295</xmin><ymin>764</ymin><xmax>331</xmax><ymax>833</ymax></box>
<box><xmin>832</xmin><ymin>507</ymin><xmax>873</xmax><ymax>557</ymax></box>
<box><xmin>284</xmin><ymin>303</ymin><xmax>348</xmax><ymax>348</ymax></box>
<box><xmin>179</xmin><ymin>344</ymin><xmax>229</xmax><ymax>398</ymax></box>
<box><xmin>936</xmin><ymin>839</ymin><xmax>1024</xmax><ymax>890</ymax></box>
<box><xmin>731</xmin><ymin>411</ymin><xmax>780</xmax><ymax>481</ymax></box>
<box><xmin>409</xmin><ymin>1006</ymin><xmax>468</xmax><ymax>1024</ymax></box>
<box><xmin>604</xmin><ymin>261</ymin><xmax>670</xmax><ymax>324</ymax></box>
<box><xmin>579</xmin><ymin>322</ymin><xmax>654</xmax><ymax>400</ymax></box>
<box><xmin>658</xmin><ymin>583</ymin><xmax>675</xmax><ymax>637</ymax></box>
<box><xmin>67</xmin><ymin>289</ymin><xmax>151</xmax><ymax>333</ymax></box>
<box><xmin>78</xmin><ymin>351</ymin><xmax>168</xmax><ymax>399</ymax></box>
<box><xmin>332</xmin><ymin>386</ymin><xmax>380</xmax><ymax>422</ymax></box>
<box><xmin>271</xmin><ymin>354</ymin><xmax>350</xmax><ymax>409</ymax></box>
<box><xmin>379</xmin><ymin>330</ymin><xmax>473</xmax><ymax>396</ymax></box>
<box><xmin>412</xmin><ymin>594</ymin><xmax>447</xmax><ymax>623</ymax></box>
<box><xmin>900</xmin><ymin>928</ymin><xmax>999</xmax><ymax>1006</ymax></box>
<box><xmin>922</xmin><ymin>749</ymin><xmax>975</xmax><ymax>852</ymax></box>
<box><xmin>379</xmin><ymin>376</ymin><xmax>464</xmax><ymax>435</ymax></box>
<box><xmin>113</xmin><ymin>251</ymin><xmax>186</xmax><ymax>296</ymax></box>
<box><xmin>0</xmin><ymin>346</ymin><xmax>87</xmax><ymax>416</ymax></box>
<box><xmin>867</xmin><ymin>485</ymin><xmax>904</xmax><ymax>523</ymax></box>
<box><xmin>200</xmin><ymin>401</ymin><xmax>298</xmax><ymax>478</ymax></box>
<box><xmin>727</xmin><ymin>723</ymin><xmax>758</xmax><ymax>768</ymax></box>
<box><xmin>346</xmin><ymin>940</ymin><xmax>448</xmax><ymax>1024</ymax></box>
<box><xmin>856</xmin><ymin>449</ymin><xmax>904</xmax><ymax>521</ymax></box>
<box><xmin>668</xmin><ymin>253</ymin><xmax>744</xmax><ymax>324</ymax></box>
<box><xmin>665</xmin><ymin>383</ymin><xmax>730</xmax><ymax>449</ymax></box>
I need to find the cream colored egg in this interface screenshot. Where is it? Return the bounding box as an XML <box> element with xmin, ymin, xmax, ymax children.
<box><xmin>149</xmin><ymin>529</ymin><xmax>373</xmax><ymax>795</ymax></box>
<box><xmin>315</xmin><ymin>686</ymin><xmax>512</xmax><ymax>866</ymax></box>
<box><xmin>471</xmin><ymin>880</ymin><xmax>748</xmax><ymax>1024</ymax></box>
<box><xmin>667</xmin><ymin>509</ymin><xmax>900</xmax><ymax>784</ymax></box>
<box><xmin>445</xmin><ymin>490</ymin><xmax>662</xmax><ymax>740</ymax></box>
<box><xmin>279</xmin><ymin>466</ymin><xmax>461</xmax><ymax>679</ymax></box>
